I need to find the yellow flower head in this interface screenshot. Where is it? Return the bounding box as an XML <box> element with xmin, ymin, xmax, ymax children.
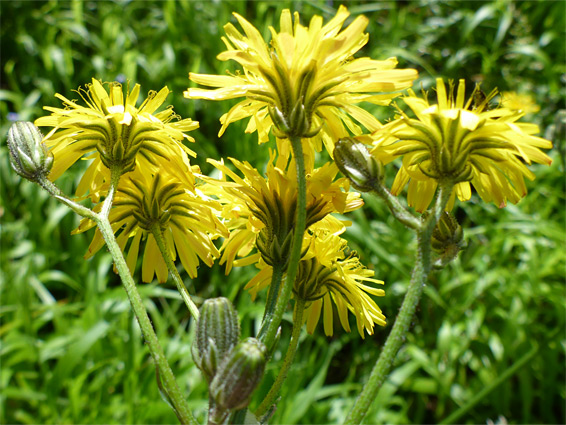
<box><xmin>246</xmin><ymin>230</ymin><xmax>386</xmax><ymax>338</ymax></box>
<box><xmin>372</xmin><ymin>78</ymin><xmax>552</xmax><ymax>211</ymax></box>
<box><xmin>74</xmin><ymin>167</ymin><xmax>228</xmax><ymax>283</ymax></box>
<box><xmin>501</xmin><ymin>91</ymin><xmax>541</xmax><ymax>114</ymax></box>
<box><xmin>35</xmin><ymin>79</ymin><xmax>199</xmax><ymax>198</ymax></box>
<box><xmin>185</xmin><ymin>6</ymin><xmax>417</xmax><ymax>156</ymax></box>
<box><xmin>203</xmin><ymin>148</ymin><xmax>363</xmax><ymax>273</ymax></box>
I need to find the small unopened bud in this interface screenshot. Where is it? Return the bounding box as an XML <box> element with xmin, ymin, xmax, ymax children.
<box><xmin>333</xmin><ymin>137</ymin><xmax>383</xmax><ymax>192</ymax></box>
<box><xmin>431</xmin><ymin>212</ymin><xmax>465</xmax><ymax>255</ymax></box>
<box><xmin>6</xmin><ymin>122</ymin><xmax>53</xmax><ymax>182</ymax></box>
<box><xmin>210</xmin><ymin>337</ymin><xmax>266</xmax><ymax>411</ymax></box>
<box><xmin>192</xmin><ymin>297</ymin><xmax>240</xmax><ymax>382</ymax></box>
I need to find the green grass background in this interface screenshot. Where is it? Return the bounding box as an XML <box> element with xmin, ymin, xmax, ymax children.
<box><xmin>1</xmin><ymin>1</ymin><xmax>564</xmax><ymax>424</ymax></box>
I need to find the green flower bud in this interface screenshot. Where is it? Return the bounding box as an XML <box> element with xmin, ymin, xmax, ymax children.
<box><xmin>6</xmin><ymin>122</ymin><xmax>53</xmax><ymax>182</ymax></box>
<box><xmin>431</xmin><ymin>212</ymin><xmax>465</xmax><ymax>255</ymax></box>
<box><xmin>333</xmin><ymin>137</ymin><xmax>383</xmax><ymax>192</ymax></box>
<box><xmin>192</xmin><ymin>297</ymin><xmax>240</xmax><ymax>382</ymax></box>
<box><xmin>210</xmin><ymin>337</ymin><xmax>266</xmax><ymax>411</ymax></box>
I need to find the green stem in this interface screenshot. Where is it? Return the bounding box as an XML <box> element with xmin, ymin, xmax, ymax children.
<box><xmin>257</xmin><ymin>261</ymin><xmax>284</xmax><ymax>340</ymax></box>
<box><xmin>260</xmin><ymin>136</ymin><xmax>307</xmax><ymax>351</ymax></box>
<box><xmin>344</xmin><ymin>183</ymin><xmax>453</xmax><ymax>425</ymax></box>
<box><xmin>37</xmin><ymin>176</ymin><xmax>96</xmax><ymax>219</ymax></box>
<box><xmin>255</xmin><ymin>299</ymin><xmax>305</xmax><ymax>418</ymax></box>
<box><xmin>370</xmin><ymin>180</ymin><xmax>420</xmax><ymax>230</ymax></box>
<box><xmin>36</xmin><ymin>166</ymin><xmax>196</xmax><ymax>424</ymax></box>
<box><xmin>151</xmin><ymin>225</ymin><xmax>200</xmax><ymax>321</ymax></box>
<box><xmin>439</xmin><ymin>343</ymin><xmax>539</xmax><ymax>425</ymax></box>
<box><xmin>97</xmin><ymin>214</ymin><xmax>196</xmax><ymax>425</ymax></box>
<box><xmin>99</xmin><ymin>164</ymin><xmax>121</xmax><ymax>219</ymax></box>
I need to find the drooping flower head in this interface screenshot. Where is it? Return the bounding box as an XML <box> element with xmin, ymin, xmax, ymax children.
<box><xmin>74</xmin><ymin>167</ymin><xmax>228</xmax><ymax>283</ymax></box>
<box><xmin>35</xmin><ymin>79</ymin><xmax>199</xmax><ymax>198</ymax></box>
<box><xmin>246</xmin><ymin>229</ymin><xmax>386</xmax><ymax>338</ymax></box>
<box><xmin>185</xmin><ymin>6</ymin><xmax>418</xmax><ymax>156</ymax></box>
<box><xmin>202</xmin><ymin>148</ymin><xmax>363</xmax><ymax>273</ymax></box>
<box><xmin>371</xmin><ymin>78</ymin><xmax>553</xmax><ymax>211</ymax></box>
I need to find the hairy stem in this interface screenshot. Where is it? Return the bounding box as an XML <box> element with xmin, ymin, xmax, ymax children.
<box><xmin>369</xmin><ymin>179</ymin><xmax>421</xmax><ymax>230</ymax></box>
<box><xmin>38</xmin><ymin>167</ymin><xmax>196</xmax><ymax>424</ymax></box>
<box><xmin>255</xmin><ymin>299</ymin><xmax>305</xmax><ymax>418</ymax></box>
<box><xmin>37</xmin><ymin>176</ymin><xmax>96</xmax><ymax>219</ymax></box>
<box><xmin>344</xmin><ymin>183</ymin><xmax>453</xmax><ymax>425</ymax></box>
<box><xmin>260</xmin><ymin>136</ymin><xmax>307</xmax><ymax>352</ymax></box>
<box><xmin>257</xmin><ymin>261</ymin><xmax>284</xmax><ymax>341</ymax></box>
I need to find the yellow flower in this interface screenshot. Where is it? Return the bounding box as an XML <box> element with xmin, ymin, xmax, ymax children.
<box><xmin>371</xmin><ymin>79</ymin><xmax>552</xmax><ymax>211</ymax></box>
<box><xmin>35</xmin><ymin>79</ymin><xmax>198</xmax><ymax>198</ymax></box>
<box><xmin>246</xmin><ymin>230</ymin><xmax>386</xmax><ymax>338</ymax></box>
<box><xmin>185</xmin><ymin>6</ymin><xmax>417</xmax><ymax>156</ymax></box>
<box><xmin>73</xmin><ymin>167</ymin><xmax>228</xmax><ymax>283</ymax></box>
<box><xmin>202</xmin><ymin>148</ymin><xmax>363</xmax><ymax>273</ymax></box>
<box><xmin>501</xmin><ymin>91</ymin><xmax>540</xmax><ymax>114</ymax></box>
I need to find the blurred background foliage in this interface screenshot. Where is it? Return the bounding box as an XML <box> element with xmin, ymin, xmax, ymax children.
<box><xmin>0</xmin><ymin>0</ymin><xmax>564</xmax><ymax>424</ymax></box>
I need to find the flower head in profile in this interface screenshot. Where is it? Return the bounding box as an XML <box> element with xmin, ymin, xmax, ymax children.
<box><xmin>74</xmin><ymin>167</ymin><xmax>228</xmax><ymax>283</ymax></box>
<box><xmin>246</xmin><ymin>230</ymin><xmax>386</xmax><ymax>338</ymax></box>
<box><xmin>185</xmin><ymin>6</ymin><xmax>417</xmax><ymax>156</ymax></box>
<box><xmin>35</xmin><ymin>79</ymin><xmax>198</xmax><ymax>198</ymax></box>
<box><xmin>202</xmin><ymin>148</ymin><xmax>363</xmax><ymax>273</ymax></box>
<box><xmin>371</xmin><ymin>78</ymin><xmax>552</xmax><ymax>211</ymax></box>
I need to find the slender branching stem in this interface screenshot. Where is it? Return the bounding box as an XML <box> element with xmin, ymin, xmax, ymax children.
<box><xmin>255</xmin><ymin>299</ymin><xmax>305</xmax><ymax>418</ymax></box>
<box><xmin>37</xmin><ymin>176</ymin><xmax>96</xmax><ymax>219</ymax></box>
<box><xmin>344</xmin><ymin>183</ymin><xmax>453</xmax><ymax>425</ymax></box>
<box><xmin>369</xmin><ymin>180</ymin><xmax>421</xmax><ymax>230</ymax></box>
<box><xmin>36</xmin><ymin>169</ymin><xmax>197</xmax><ymax>425</ymax></box>
<box><xmin>151</xmin><ymin>225</ymin><xmax>200</xmax><ymax>321</ymax></box>
<box><xmin>260</xmin><ymin>136</ymin><xmax>307</xmax><ymax>352</ymax></box>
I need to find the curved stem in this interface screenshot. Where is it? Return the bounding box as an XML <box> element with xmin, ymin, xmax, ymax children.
<box><xmin>151</xmin><ymin>225</ymin><xmax>200</xmax><ymax>321</ymax></box>
<box><xmin>369</xmin><ymin>180</ymin><xmax>421</xmax><ymax>230</ymax></box>
<box><xmin>96</xmin><ymin>167</ymin><xmax>196</xmax><ymax>425</ymax></box>
<box><xmin>260</xmin><ymin>136</ymin><xmax>307</xmax><ymax>351</ymax></box>
<box><xmin>37</xmin><ymin>176</ymin><xmax>96</xmax><ymax>219</ymax></box>
<box><xmin>255</xmin><ymin>299</ymin><xmax>305</xmax><ymax>418</ymax></box>
<box><xmin>35</xmin><ymin>165</ymin><xmax>196</xmax><ymax>424</ymax></box>
<box><xmin>97</xmin><ymin>215</ymin><xmax>196</xmax><ymax>425</ymax></box>
<box><xmin>257</xmin><ymin>261</ymin><xmax>284</xmax><ymax>340</ymax></box>
<box><xmin>344</xmin><ymin>183</ymin><xmax>453</xmax><ymax>425</ymax></box>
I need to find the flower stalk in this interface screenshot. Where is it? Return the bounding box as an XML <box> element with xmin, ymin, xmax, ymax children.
<box><xmin>30</xmin><ymin>158</ymin><xmax>196</xmax><ymax>425</ymax></box>
<box><xmin>259</xmin><ymin>136</ymin><xmax>307</xmax><ymax>352</ymax></box>
<box><xmin>344</xmin><ymin>183</ymin><xmax>453</xmax><ymax>424</ymax></box>
<box><xmin>257</xmin><ymin>261</ymin><xmax>285</xmax><ymax>341</ymax></box>
<box><xmin>255</xmin><ymin>299</ymin><xmax>305</xmax><ymax>418</ymax></box>
<box><xmin>151</xmin><ymin>224</ymin><xmax>200</xmax><ymax>321</ymax></box>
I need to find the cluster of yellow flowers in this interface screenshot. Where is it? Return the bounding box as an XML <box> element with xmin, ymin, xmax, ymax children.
<box><xmin>35</xmin><ymin>6</ymin><xmax>551</xmax><ymax>338</ymax></box>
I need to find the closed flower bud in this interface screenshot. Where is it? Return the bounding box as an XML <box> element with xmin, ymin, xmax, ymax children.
<box><xmin>209</xmin><ymin>337</ymin><xmax>266</xmax><ymax>411</ymax></box>
<box><xmin>192</xmin><ymin>297</ymin><xmax>240</xmax><ymax>382</ymax></box>
<box><xmin>334</xmin><ymin>137</ymin><xmax>383</xmax><ymax>192</ymax></box>
<box><xmin>431</xmin><ymin>212</ymin><xmax>465</xmax><ymax>255</ymax></box>
<box><xmin>6</xmin><ymin>122</ymin><xmax>53</xmax><ymax>182</ymax></box>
